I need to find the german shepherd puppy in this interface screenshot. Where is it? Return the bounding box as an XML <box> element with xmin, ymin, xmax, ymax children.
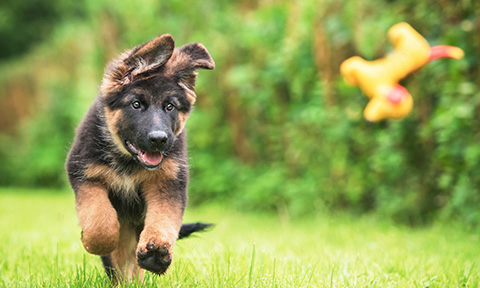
<box><xmin>66</xmin><ymin>34</ymin><xmax>214</xmax><ymax>281</ymax></box>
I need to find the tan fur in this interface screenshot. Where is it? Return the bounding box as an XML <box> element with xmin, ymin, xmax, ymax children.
<box><xmin>127</xmin><ymin>34</ymin><xmax>174</xmax><ymax>78</ymax></box>
<box><xmin>110</xmin><ymin>224</ymin><xmax>143</xmax><ymax>282</ymax></box>
<box><xmin>163</xmin><ymin>42</ymin><xmax>212</xmax><ymax>77</ymax></box>
<box><xmin>84</xmin><ymin>164</ymin><xmax>141</xmax><ymax>197</ymax></box>
<box><xmin>164</xmin><ymin>50</ymin><xmax>199</xmax><ymax>105</ymax></box>
<box><xmin>80</xmin><ymin>159</ymin><xmax>183</xmax><ymax>276</ymax></box>
<box><xmin>176</xmin><ymin>111</ymin><xmax>189</xmax><ymax>135</ymax></box>
<box><xmin>163</xmin><ymin>50</ymin><xmax>191</xmax><ymax>77</ymax></box>
<box><xmin>178</xmin><ymin>81</ymin><xmax>197</xmax><ymax>104</ymax></box>
<box><xmin>80</xmin><ymin>161</ymin><xmax>185</xmax><ymax>276</ymax></box>
<box><xmin>100</xmin><ymin>51</ymin><xmax>132</xmax><ymax>95</ymax></box>
<box><xmin>136</xmin><ymin>179</ymin><xmax>185</xmax><ymax>270</ymax></box>
<box><xmin>104</xmin><ymin>107</ymin><xmax>130</xmax><ymax>155</ymax></box>
<box><xmin>75</xmin><ymin>183</ymin><xmax>120</xmax><ymax>255</ymax></box>
<box><xmin>159</xmin><ymin>157</ymin><xmax>182</xmax><ymax>180</ymax></box>
<box><xmin>84</xmin><ymin>158</ymin><xmax>181</xmax><ymax>198</ymax></box>
<box><xmin>100</xmin><ymin>35</ymin><xmax>175</xmax><ymax>98</ymax></box>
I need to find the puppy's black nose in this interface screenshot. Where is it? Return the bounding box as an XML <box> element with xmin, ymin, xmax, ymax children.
<box><xmin>148</xmin><ymin>131</ymin><xmax>168</xmax><ymax>146</ymax></box>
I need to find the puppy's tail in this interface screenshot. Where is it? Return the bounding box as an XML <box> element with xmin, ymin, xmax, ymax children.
<box><xmin>178</xmin><ymin>222</ymin><xmax>213</xmax><ymax>239</ymax></box>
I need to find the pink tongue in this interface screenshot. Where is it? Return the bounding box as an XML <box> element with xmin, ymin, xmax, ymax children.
<box><xmin>140</xmin><ymin>151</ymin><xmax>163</xmax><ymax>166</ymax></box>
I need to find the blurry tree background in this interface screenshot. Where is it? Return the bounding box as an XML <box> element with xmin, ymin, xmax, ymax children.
<box><xmin>0</xmin><ymin>0</ymin><xmax>479</xmax><ymax>226</ymax></box>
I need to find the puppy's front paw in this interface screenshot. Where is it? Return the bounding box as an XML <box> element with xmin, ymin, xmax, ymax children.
<box><xmin>137</xmin><ymin>241</ymin><xmax>172</xmax><ymax>274</ymax></box>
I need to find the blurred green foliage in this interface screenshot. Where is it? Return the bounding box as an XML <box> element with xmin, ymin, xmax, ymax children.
<box><xmin>0</xmin><ymin>0</ymin><xmax>85</xmax><ymax>59</ymax></box>
<box><xmin>0</xmin><ymin>0</ymin><xmax>479</xmax><ymax>226</ymax></box>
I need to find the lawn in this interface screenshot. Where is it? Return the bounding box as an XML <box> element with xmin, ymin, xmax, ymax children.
<box><xmin>0</xmin><ymin>189</ymin><xmax>478</xmax><ymax>287</ymax></box>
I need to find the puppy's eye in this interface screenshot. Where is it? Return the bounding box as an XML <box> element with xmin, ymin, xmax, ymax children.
<box><xmin>131</xmin><ymin>101</ymin><xmax>141</xmax><ymax>109</ymax></box>
<box><xmin>165</xmin><ymin>103</ymin><xmax>175</xmax><ymax>111</ymax></box>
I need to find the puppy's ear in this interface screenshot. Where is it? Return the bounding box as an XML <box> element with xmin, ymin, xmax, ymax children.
<box><xmin>126</xmin><ymin>34</ymin><xmax>175</xmax><ymax>77</ymax></box>
<box><xmin>101</xmin><ymin>34</ymin><xmax>175</xmax><ymax>94</ymax></box>
<box><xmin>164</xmin><ymin>43</ymin><xmax>215</xmax><ymax>103</ymax></box>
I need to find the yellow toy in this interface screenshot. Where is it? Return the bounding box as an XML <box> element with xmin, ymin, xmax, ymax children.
<box><xmin>340</xmin><ymin>22</ymin><xmax>464</xmax><ymax>122</ymax></box>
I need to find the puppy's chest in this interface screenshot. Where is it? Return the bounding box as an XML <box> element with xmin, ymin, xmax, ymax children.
<box><xmin>108</xmin><ymin>173</ymin><xmax>143</xmax><ymax>198</ymax></box>
<box><xmin>83</xmin><ymin>158</ymin><xmax>180</xmax><ymax>198</ymax></box>
<box><xmin>84</xmin><ymin>163</ymin><xmax>147</xmax><ymax>199</ymax></box>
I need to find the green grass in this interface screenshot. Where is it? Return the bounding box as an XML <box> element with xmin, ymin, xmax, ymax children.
<box><xmin>0</xmin><ymin>188</ymin><xmax>479</xmax><ymax>287</ymax></box>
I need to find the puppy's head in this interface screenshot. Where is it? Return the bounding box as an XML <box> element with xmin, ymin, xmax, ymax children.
<box><xmin>100</xmin><ymin>34</ymin><xmax>214</xmax><ymax>170</ymax></box>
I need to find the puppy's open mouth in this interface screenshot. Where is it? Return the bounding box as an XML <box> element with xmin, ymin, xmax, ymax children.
<box><xmin>124</xmin><ymin>140</ymin><xmax>164</xmax><ymax>170</ymax></box>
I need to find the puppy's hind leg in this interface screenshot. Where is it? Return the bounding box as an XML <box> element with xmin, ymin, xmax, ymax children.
<box><xmin>101</xmin><ymin>255</ymin><xmax>116</xmax><ymax>281</ymax></box>
<box><xmin>103</xmin><ymin>223</ymin><xmax>144</xmax><ymax>284</ymax></box>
